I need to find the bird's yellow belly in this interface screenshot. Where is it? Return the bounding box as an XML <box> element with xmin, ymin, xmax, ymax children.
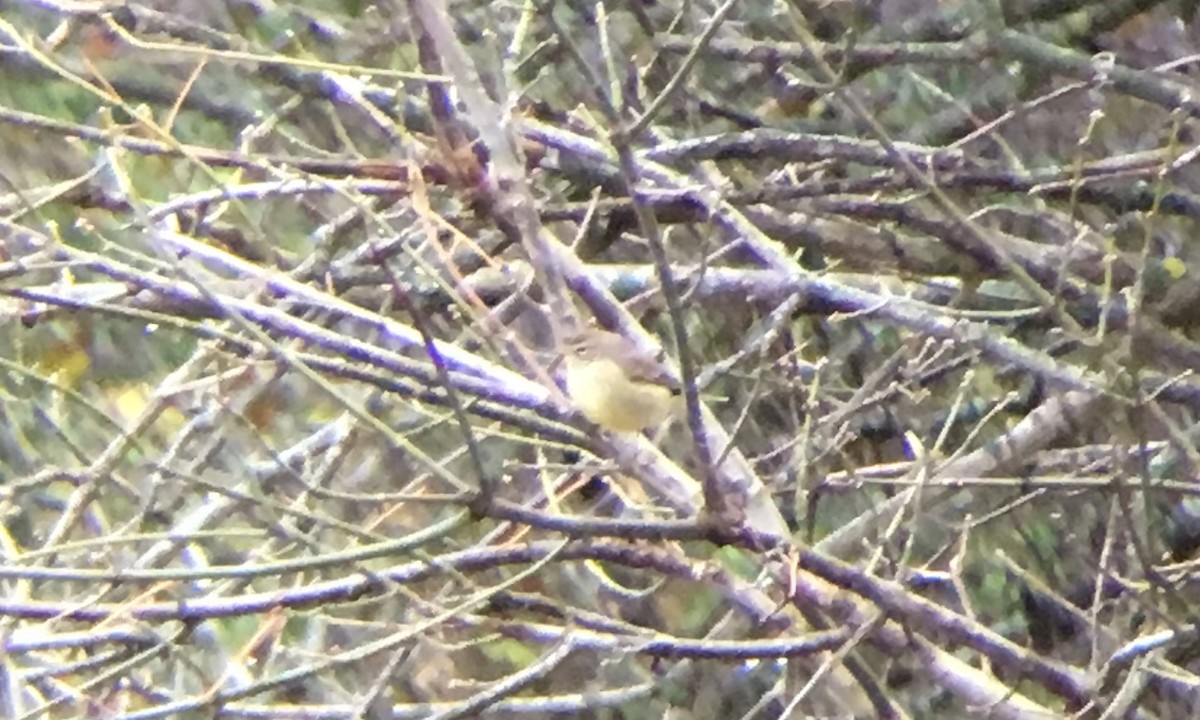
<box><xmin>565</xmin><ymin>357</ymin><xmax>673</xmax><ymax>432</ymax></box>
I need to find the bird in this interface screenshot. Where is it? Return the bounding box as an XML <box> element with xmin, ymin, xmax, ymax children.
<box><xmin>561</xmin><ymin>327</ymin><xmax>680</xmax><ymax>433</ymax></box>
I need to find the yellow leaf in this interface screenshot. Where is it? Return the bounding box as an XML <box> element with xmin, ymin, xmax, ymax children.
<box><xmin>1164</xmin><ymin>256</ymin><xmax>1187</xmax><ymax>279</ymax></box>
<box><xmin>38</xmin><ymin>339</ymin><xmax>90</xmax><ymax>388</ymax></box>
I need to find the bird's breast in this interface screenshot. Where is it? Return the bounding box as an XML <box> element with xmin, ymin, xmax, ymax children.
<box><xmin>564</xmin><ymin>357</ymin><xmax>673</xmax><ymax>432</ymax></box>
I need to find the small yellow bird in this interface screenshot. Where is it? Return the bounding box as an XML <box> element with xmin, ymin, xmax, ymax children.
<box><xmin>562</xmin><ymin>327</ymin><xmax>680</xmax><ymax>433</ymax></box>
